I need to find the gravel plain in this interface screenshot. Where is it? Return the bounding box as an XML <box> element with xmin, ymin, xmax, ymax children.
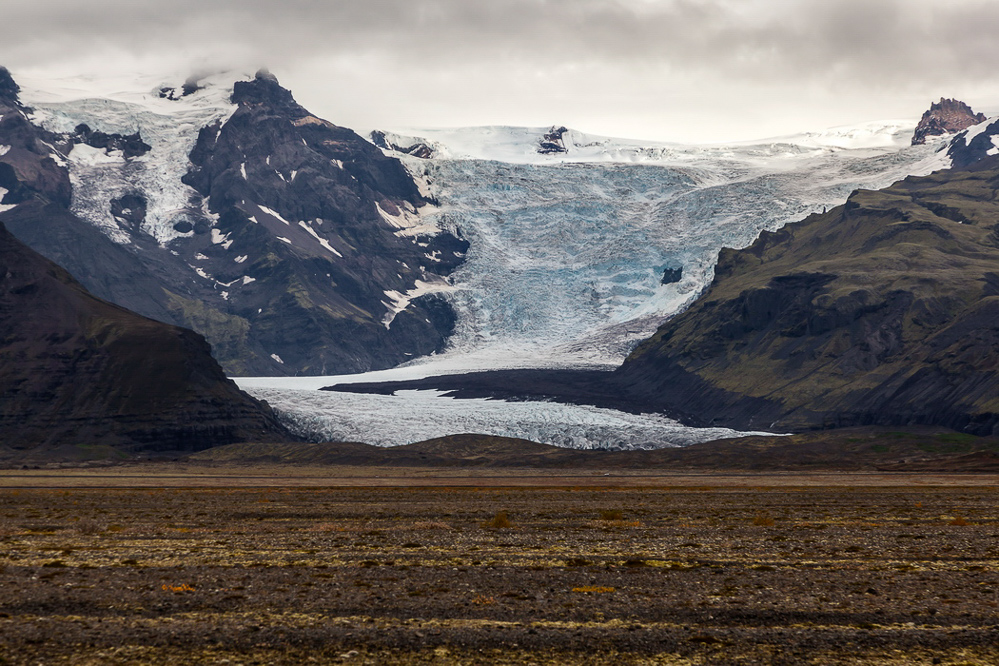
<box><xmin>1</xmin><ymin>481</ymin><xmax>998</xmax><ymax>664</ymax></box>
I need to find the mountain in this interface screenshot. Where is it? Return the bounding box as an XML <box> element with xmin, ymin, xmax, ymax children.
<box><xmin>0</xmin><ymin>218</ymin><xmax>290</xmax><ymax>458</ymax></box>
<box><xmin>911</xmin><ymin>98</ymin><xmax>986</xmax><ymax>146</ymax></box>
<box><xmin>3</xmin><ymin>68</ymin><xmax>467</xmax><ymax>376</ymax></box>
<box><xmin>616</xmin><ymin>153</ymin><xmax>999</xmax><ymax>435</ymax></box>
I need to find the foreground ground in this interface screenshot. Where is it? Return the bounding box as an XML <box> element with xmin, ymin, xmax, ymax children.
<box><xmin>1</xmin><ymin>477</ymin><xmax>998</xmax><ymax>664</ymax></box>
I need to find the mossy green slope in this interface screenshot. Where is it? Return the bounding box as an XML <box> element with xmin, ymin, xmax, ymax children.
<box><xmin>620</xmin><ymin>157</ymin><xmax>999</xmax><ymax>434</ymax></box>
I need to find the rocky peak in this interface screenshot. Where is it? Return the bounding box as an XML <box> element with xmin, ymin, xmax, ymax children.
<box><xmin>230</xmin><ymin>69</ymin><xmax>303</xmax><ymax>117</ymax></box>
<box><xmin>912</xmin><ymin>98</ymin><xmax>986</xmax><ymax>145</ymax></box>
<box><xmin>0</xmin><ymin>67</ymin><xmax>19</xmax><ymax>105</ymax></box>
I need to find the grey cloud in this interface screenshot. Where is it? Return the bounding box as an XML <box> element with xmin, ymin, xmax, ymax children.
<box><xmin>5</xmin><ymin>0</ymin><xmax>999</xmax><ymax>85</ymax></box>
<box><xmin>3</xmin><ymin>0</ymin><xmax>998</xmax><ymax>140</ymax></box>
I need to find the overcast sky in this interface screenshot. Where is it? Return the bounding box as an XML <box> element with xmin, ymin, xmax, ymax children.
<box><xmin>3</xmin><ymin>0</ymin><xmax>999</xmax><ymax>142</ymax></box>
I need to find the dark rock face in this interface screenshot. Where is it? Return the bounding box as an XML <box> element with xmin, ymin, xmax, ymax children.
<box><xmin>0</xmin><ymin>67</ymin><xmax>19</xmax><ymax>104</ymax></box>
<box><xmin>177</xmin><ymin>70</ymin><xmax>468</xmax><ymax>374</ymax></box>
<box><xmin>71</xmin><ymin>123</ymin><xmax>151</xmax><ymax>159</ymax></box>
<box><xmin>912</xmin><ymin>98</ymin><xmax>986</xmax><ymax>145</ymax></box>
<box><xmin>0</xmin><ymin>221</ymin><xmax>291</xmax><ymax>456</ymax></box>
<box><xmin>0</xmin><ymin>83</ymin><xmax>71</xmax><ymax>208</ymax></box>
<box><xmin>619</xmin><ymin>157</ymin><xmax>999</xmax><ymax>435</ymax></box>
<box><xmin>661</xmin><ymin>266</ymin><xmax>682</xmax><ymax>285</ymax></box>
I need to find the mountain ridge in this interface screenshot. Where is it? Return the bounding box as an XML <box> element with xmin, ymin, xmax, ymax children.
<box><xmin>3</xmin><ymin>67</ymin><xmax>468</xmax><ymax>376</ymax></box>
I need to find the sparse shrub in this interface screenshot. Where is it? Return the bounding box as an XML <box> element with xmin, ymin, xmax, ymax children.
<box><xmin>75</xmin><ymin>518</ymin><xmax>102</xmax><ymax>535</ymax></box>
<box><xmin>949</xmin><ymin>515</ymin><xmax>969</xmax><ymax>526</ymax></box>
<box><xmin>752</xmin><ymin>512</ymin><xmax>775</xmax><ymax>526</ymax></box>
<box><xmin>599</xmin><ymin>509</ymin><xmax>624</xmax><ymax>521</ymax></box>
<box><xmin>471</xmin><ymin>594</ymin><xmax>495</xmax><ymax>605</ymax></box>
<box><xmin>482</xmin><ymin>511</ymin><xmax>512</xmax><ymax>529</ymax></box>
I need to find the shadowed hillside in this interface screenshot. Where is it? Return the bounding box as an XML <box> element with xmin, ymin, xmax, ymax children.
<box><xmin>0</xmin><ymin>222</ymin><xmax>291</xmax><ymax>457</ymax></box>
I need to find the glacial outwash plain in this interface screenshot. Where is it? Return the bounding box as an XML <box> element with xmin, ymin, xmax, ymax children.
<box><xmin>2</xmin><ymin>62</ymin><xmax>999</xmax><ymax>665</ymax></box>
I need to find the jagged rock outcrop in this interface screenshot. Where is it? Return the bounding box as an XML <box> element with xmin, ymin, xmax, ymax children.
<box><xmin>912</xmin><ymin>98</ymin><xmax>986</xmax><ymax>145</ymax></box>
<box><xmin>0</xmin><ymin>220</ymin><xmax>291</xmax><ymax>457</ymax></box>
<box><xmin>618</xmin><ymin>156</ymin><xmax>999</xmax><ymax>435</ymax></box>
<box><xmin>538</xmin><ymin>126</ymin><xmax>568</xmax><ymax>154</ymax></box>
<box><xmin>370</xmin><ymin>130</ymin><xmax>435</xmax><ymax>159</ymax></box>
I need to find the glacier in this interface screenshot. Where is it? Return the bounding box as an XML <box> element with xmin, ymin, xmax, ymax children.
<box><xmin>246</xmin><ymin>387</ymin><xmax>769</xmax><ymax>449</ymax></box>
<box><xmin>391</xmin><ymin>123</ymin><xmax>952</xmax><ymax>366</ymax></box>
<box><xmin>11</xmin><ymin>72</ymin><xmax>967</xmax><ymax>449</ymax></box>
<box><xmin>237</xmin><ymin>122</ymin><xmax>955</xmax><ymax>449</ymax></box>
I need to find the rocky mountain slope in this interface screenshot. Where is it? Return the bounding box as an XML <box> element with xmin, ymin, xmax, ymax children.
<box><xmin>0</xmin><ymin>219</ymin><xmax>290</xmax><ymax>457</ymax></box>
<box><xmin>911</xmin><ymin>98</ymin><xmax>985</xmax><ymax>145</ymax></box>
<box><xmin>617</xmin><ymin>155</ymin><xmax>999</xmax><ymax>435</ymax></box>
<box><xmin>3</xmin><ymin>68</ymin><xmax>466</xmax><ymax>376</ymax></box>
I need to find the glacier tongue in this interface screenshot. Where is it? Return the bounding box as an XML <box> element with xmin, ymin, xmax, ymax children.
<box><xmin>245</xmin><ymin>386</ymin><xmax>769</xmax><ymax>450</ymax></box>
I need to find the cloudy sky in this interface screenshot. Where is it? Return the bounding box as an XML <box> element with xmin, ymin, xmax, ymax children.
<box><xmin>3</xmin><ymin>0</ymin><xmax>999</xmax><ymax>142</ymax></box>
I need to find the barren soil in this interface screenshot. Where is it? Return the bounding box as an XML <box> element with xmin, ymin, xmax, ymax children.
<box><xmin>1</xmin><ymin>482</ymin><xmax>998</xmax><ymax>664</ymax></box>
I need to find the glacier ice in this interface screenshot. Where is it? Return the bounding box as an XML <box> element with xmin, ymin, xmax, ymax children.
<box><xmin>243</xmin><ymin>386</ymin><xmax>771</xmax><ymax>450</ymax></box>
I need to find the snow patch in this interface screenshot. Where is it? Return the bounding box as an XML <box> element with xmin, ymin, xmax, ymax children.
<box><xmin>381</xmin><ymin>277</ymin><xmax>454</xmax><ymax>328</ymax></box>
<box><xmin>298</xmin><ymin>220</ymin><xmax>343</xmax><ymax>257</ymax></box>
<box><xmin>963</xmin><ymin>116</ymin><xmax>997</xmax><ymax>145</ymax></box>
<box><xmin>259</xmin><ymin>204</ymin><xmax>291</xmax><ymax>225</ymax></box>
<box><xmin>0</xmin><ymin>187</ymin><xmax>15</xmax><ymax>213</ymax></box>
<box><xmin>67</xmin><ymin>143</ymin><xmax>125</xmax><ymax>166</ymax></box>
<box><xmin>276</xmin><ymin>236</ymin><xmax>292</xmax><ymax>244</ymax></box>
<box><xmin>242</xmin><ymin>275</ymin><xmax>255</xmax><ymax>285</ymax></box>
<box><xmin>376</xmin><ymin>201</ymin><xmax>441</xmax><ymax>237</ymax></box>
<box><xmin>270</xmin><ymin>354</ymin><xmax>284</xmax><ymax>364</ymax></box>
<box><xmin>211</xmin><ymin>228</ymin><xmax>233</xmax><ymax>249</ymax></box>
<box><xmin>234</xmin><ymin>255</ymin><xmax>248</xmax><ymax>263</ymax></box>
